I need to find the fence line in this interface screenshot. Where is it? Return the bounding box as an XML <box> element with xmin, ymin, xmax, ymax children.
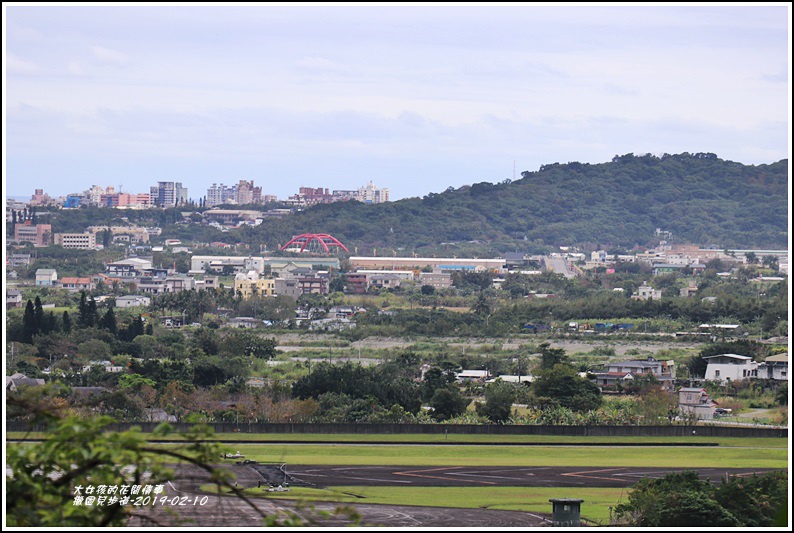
<box><xmin>7</xmin><ymin>421</ymin><xmax>786</xmax><ymax>438</ymax></box>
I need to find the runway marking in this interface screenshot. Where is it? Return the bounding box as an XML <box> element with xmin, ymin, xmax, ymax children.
<box><xmin>393</xmin><ymin>466</ymin><xmax>497</xmax><ymax>485</ymax></box>
<box><xmin>561</xmin><ymin>467</ymin><xmax>630</xmax><ymax>483</ymax></box>
<box><xmin>291</xmin><ymin>470</ymin><xmax>413</xmax><ymax>484</ymax></box>
<box><xmin>446</xmin><ymin>471</ymin><xmax>523</xmax><ymax>481</ymax></box>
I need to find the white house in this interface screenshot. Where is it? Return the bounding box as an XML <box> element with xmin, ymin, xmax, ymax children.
<box><xmin>631</xmin><ymin>281</ymin><xmax>661</xmax><ymax>301</ymax></box>
<box><xmin>35</xmin><ymin>268</ymin><xmax>58</xmax><ymax>286</ymax></box>
<box><xmin>456</xmin><ymin>370</ymin><xmax>491</xmax><ymax>383</ymax></box>
<box><xmin>703</xmin><ymin>354</ymin><xmax>760</xmax><ymax>382</ymax></box>
<box><xmin>225</xmin><ymin>317</ymin><xmax>262</xmax><ymax>329</ymax></box>
<box><xmin>115</xmin><ymin>295</ymin><xmax>152</xmax><ymax>308</ymax></box>
<box><xmin>486</xmin><ymin>375</ymin><xmax>534</xmax><ymax>384</ymax></box>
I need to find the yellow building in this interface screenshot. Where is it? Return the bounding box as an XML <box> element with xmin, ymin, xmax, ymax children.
<box><xmin>234</xmin><ymin>274</ymin><xmax>275</xmax><ymax>299</ymax></box>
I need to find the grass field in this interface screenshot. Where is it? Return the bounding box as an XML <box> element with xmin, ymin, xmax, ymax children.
<box><xmin>9</xmin><ymin>430</ymin><xmax>787</xmax><ymax>525</ymax></box>
<box><xmin>204</xmin><ymin>485</ymin><xmax>628</xmax><ymax>525</ymax></box>
<box><xmin>207</xmin><ymin>442</ymin><xmax>787</xmax><ymax>468</ymax></box>
<box><xmin>8</xmin><ymin>431</ymin><xmax>787</xmax><ymax>448</ymax></box>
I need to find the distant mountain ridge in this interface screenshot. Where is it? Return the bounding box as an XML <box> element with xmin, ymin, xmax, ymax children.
<box><xmin>252</xmin><ymin>153</ymin><xmax>788</xmax><ymax>254</ymax></box>
<box><xmin>252</xmin><ymin>152</ymin><xmax>788</xmax><ymax>255</ymax></box>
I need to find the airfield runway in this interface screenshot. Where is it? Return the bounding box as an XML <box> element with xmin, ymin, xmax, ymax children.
<box><xmin>126</xmin><ymin>463</ymin><xmax>784</xmax><ymax>528</ymax></box>
<box><xmin>282</xmin><ymin>464</ymin><xmax>781</xmax><ymax>488</ymax></box>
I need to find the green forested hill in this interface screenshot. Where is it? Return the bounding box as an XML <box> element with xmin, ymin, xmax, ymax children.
<box><xmin>28</xmin><ymin>152</ymin><xmax>788</xmax><ymax>257</ymax></box>
<box><xmin>251</xmin><ymin>152</ymin><xmax>788</xmax><ymax>255</ymax></box>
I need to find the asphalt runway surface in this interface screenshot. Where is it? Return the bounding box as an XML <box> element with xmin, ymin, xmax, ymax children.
<box><xmin>126</xmin><ymin>463</ymin><xmax>784</xmax><ymax>528</ymax></box>
<box><xmin>282</xmin><ymin>464</ymin><xmax>783</xmax><ymax>488</ymax></box>
<box><xmin>127</xmin><ymin>463</ymin><xmax>553</xmax><ymax>527</ymax></box>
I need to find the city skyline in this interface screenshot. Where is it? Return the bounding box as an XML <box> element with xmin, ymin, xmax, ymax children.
<box><xmin>4</xmin><ymin>4</ymin><xmax>790</xmax><ymax>201</ymax></box>
<box><xmin>14</xmin><ymin>178</ymin><xmax>391</xmax><ymax>207</ymax></box>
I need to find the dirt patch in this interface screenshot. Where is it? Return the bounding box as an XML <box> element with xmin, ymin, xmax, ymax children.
<box><xmin>274</xmin><ymin>333</ymin><xmax>700</xmax><ymax>356</ymax></box>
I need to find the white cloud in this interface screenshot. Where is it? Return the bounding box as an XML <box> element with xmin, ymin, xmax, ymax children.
<box><xmin>3</xmin><ymin>4</ymin><xmax>789</xmax><ymax>199</ymax></box>
<box><xmin>296</xmin><ymin>56</ymin><xmax>348</xmax><ymax>73</ymax></box>
<box><xmin>67</xmin><ymin>61</ymin><xmax>86</xmax><ymax>76</ymax></box>
<box><xmin>8</xmin><ymin>24</ymin><xmax>43</xmax><ymax>40</ymax></box>
<box><xmin>6</xmin><ymin>52</ymin><xmax>40</xmax><ymax>74</ymax></box>
<box><xmin>91</xmin><ymin>45</ymin><xmax>127</xmax><ymax>65</ymax></box>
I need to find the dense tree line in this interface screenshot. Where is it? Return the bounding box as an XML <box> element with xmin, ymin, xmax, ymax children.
<box><xmin>614</xmin><ymin>470</ymin><xmax>787</xmax><ymax>527</ymax></box>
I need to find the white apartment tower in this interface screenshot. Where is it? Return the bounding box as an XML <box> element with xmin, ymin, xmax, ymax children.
<box><xmin>357</xmin><ymin>181</ymin><xmax>389</xmax><ymax>203</ymax></box>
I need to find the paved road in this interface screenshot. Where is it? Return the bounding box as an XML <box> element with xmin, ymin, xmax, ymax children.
<box><xmin>545</xmin><ymin>255</ymin><xmax>576</xmax><ymax>278</ymax></box>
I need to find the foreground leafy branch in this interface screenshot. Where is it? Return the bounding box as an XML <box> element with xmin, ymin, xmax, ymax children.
<box><xmin>5</xmin><ymin>414</ymin><xmax>268</xmax><ymax>527</ymax></box>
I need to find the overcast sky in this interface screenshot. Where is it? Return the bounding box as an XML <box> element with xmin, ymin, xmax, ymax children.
<box><xmin>3</xmin><ymin>3</ymin><xmax>791</xmax><ymax>202</ymax></box>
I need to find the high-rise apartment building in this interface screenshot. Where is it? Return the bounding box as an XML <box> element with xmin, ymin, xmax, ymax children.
<box><xmin>236</xmin><ymin>180</ymin><xmax>262</xmax><ymax>205</ymax></box>
<box><xmin>151</xmin><ymin>182</ymin><xmax>188</xmax><ymax>207</ymax></box>
<box><xmin>357</xmin><ymin>181</ymin><xmax>389</xmax><ymax>203</ymax></box>
<box><xmin>206</xmin><ymin>183</ymin><xmax>238</xmax><ymax>206</ymax></box>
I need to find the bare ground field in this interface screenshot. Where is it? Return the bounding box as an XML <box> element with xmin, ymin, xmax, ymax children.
<box><xmin>275</xmin><ymin>333</ymin><xmax>701</xmax><ymax>356</ymax></box>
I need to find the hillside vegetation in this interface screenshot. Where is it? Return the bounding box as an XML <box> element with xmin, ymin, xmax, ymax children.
<box><xmin>29</xmin><ymin>152</ymin><xmax>788</xmax><ymax>256</ymax></box>
<box><xmin>251</xmin><ymin>152</ymin><xmax>788</xmax><ymax>255</ymax></box>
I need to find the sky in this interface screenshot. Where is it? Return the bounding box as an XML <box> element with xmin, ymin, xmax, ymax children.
<box><xmin>3</xmin><ymin>3</ymin><xmax>791</xmax><ymax>203</ymax></box>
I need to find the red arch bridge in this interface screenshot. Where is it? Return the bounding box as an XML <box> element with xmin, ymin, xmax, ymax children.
<box><xmin>280</xmin><ymin>233</ymin><xmax>350</xmax><ymax>254</ymax></box>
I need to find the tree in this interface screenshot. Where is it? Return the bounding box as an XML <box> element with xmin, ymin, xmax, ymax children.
<box><xmin>124</xmin><ymin>315</ymin><xmax>145</xmax><ymax>341</ymax></box>
<box><xmin>22</xmin><ymin>300</ymin><xmax>37</xmax><ymax>343</ymax></box>
<box><xmin>475</xmin><ymin>381</ymin><xmax>517</xmax><ymax>423</ymax></box>
<box><xmin>683</xmin><ymin>353</ymin><xmax>708</xmax><ymax>379</ymax></box>
<box><xmin>77</xmin><ymin>291</ymin><xmax>99</xmax><ymax>328</ymax></box>
<box><xmin>5</xmin><ymin>412</ymin><xmax>281</xmax><ymax>527</ymax></box>
<box><xmin>715</xmin><ymin>471</ymin><xmax>788</xmax><ymax>527</ymax></box>
<box><xmin>34</xmin><ymin>296</ymin><xmax>45</xmax><ymax>334</ymax></box>
<box><xmin>221</xmin><ymin>332</ymin><xmax>277</xmax><ymax>360</ymax></box>
<box><xmin>536</xmin><ymin>343</ymin><xmax>569</xmax><ymax>372</ymax></box>
<box><xmin>420</xmin><ymin>284</ymin><xmax>435</xmax><ymax>295</ymax></box>
<box><xmin>761</xmin><ymin>255</ymin><xmax>779</xmax><ymax>270</ymax></box>
<box><xmin>421</xmin><ymin>366</ymin><xmax>458</xmax><ymax>402</ymax></box>
<box><xmin>428</xmin><ymin>387</ymin><xmax>469</xmax><ymax>421</ymax></box>
<box><xmin>471</xmin><ymin>291</ymin><xmax>492</xmax><ymax>316</ymax></box>
<box><xmin>77</xmin><ymin>339</ymin><xmax>113</xmax><ymax>361</ymax></box>
<box><xmin>530</xmin><ymin>363</ymin><xmax>602</xmax><ymax>412</ymax></box>
<box><xmin>99</xmin><ymin>307</ymin><xmax>118</xmax><ymax>335</ymax></box>
<box><xmin>613</xmin><ymin>470</ymin><xmax>786</xmax><ymax>527</ymax></box>
<box><xmin>61</xmin><ymin>311</ymin><xmax>72</xmax><ymax>335</ymax></box>
<box><xmin>117</xmin><ymin>373</ymin><xmax>157</xmax><ymax>392</ymax></box>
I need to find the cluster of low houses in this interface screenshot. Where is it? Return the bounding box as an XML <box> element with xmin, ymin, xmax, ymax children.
<box><xmin>7</xmin><ymin>352</ymin><xmax>787</xmax><ymax>422</ymax></box>
<box><xmin>455</xmin><ymin>353</ymin><xmax>788</xmax><ymax>421</ymax></box>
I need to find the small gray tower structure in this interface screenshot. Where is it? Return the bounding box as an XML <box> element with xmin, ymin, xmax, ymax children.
<box><xmin>549</xmin><ymin>498</ymin><xmax>584</xmax><ymax>527</ymax></box>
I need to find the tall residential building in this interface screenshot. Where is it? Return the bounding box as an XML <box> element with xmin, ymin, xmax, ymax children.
<box><xmin>300</xmin><ymin>187</ymin><xmax>334</xmax><ymax>205</ymax></box>
<box><xmin>357</xmin><ymin>181</ymin><xmax>389</xmax><ymax>203</ymax></box>
<box><xmin>151</xmin><ymin>182</ymin><xmax>188</xmax><ymax>207</ymax></box>
<box><xmin>86</xmin><ymin>185</ymin><xmax>108</xmax><ymax>206</ymax></box>
<box><xmin>206</xmin><ymin>183</ymin><xmax>238</xmax><ymax>206</ymax></box>
<box><xmin>30</xmin><ymin>189</ymin><xmax>54</xmax><ymax>206</ymax></box>
<box><xmin>236</xmin><ymin>180</ymin><xmax>262</xmax><ymax>205</ymax></box>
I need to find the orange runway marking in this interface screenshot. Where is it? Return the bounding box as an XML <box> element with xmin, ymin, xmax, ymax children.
<box><xmin>561</xmin><ymin>467</ymin><xmax>630</xmax><ymax>483</ymax></box>
<box><xmin>394</xmin><ymin>466</ymin><xmax>497</xmax><ymax>485</ymax></box>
